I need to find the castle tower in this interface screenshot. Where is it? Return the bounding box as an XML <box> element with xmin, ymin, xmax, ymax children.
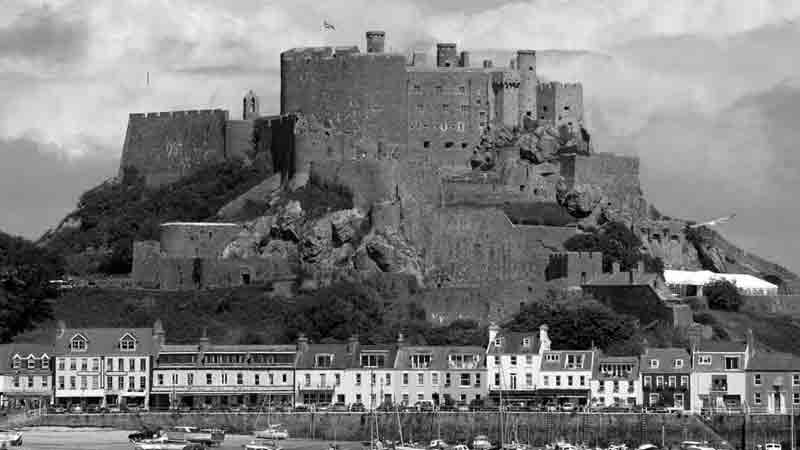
<box><xmin>412</xmin><ymin>51</ymin><xmax>428</xmax><ymax>67</ymax></box>
<box><xmin>366</xmin><ymin>30</ymin><xmax>385</xmax><ymax>53</ymax></box>
<box><xmin>537</xmin><ymin>82</ymin><xmax>583</xmax><ymax>128</ymax></box>
<box><xmin>460</xmin><ymin>51</ymin><xmax>470</xmax><ymax>68</ymax></box>
<box><xmin>436</xmin><ymin>43</ymin><xmax>458</xmax><ymax>68</ymax></box>
<box><xmin>517</xmin><ymin>50</ymin><xmax>537</xmax><ymax>126</ymax></box>
<box><xmin>243</xmin><ymin>90</ymin><xmax>260</xmax><ymax>120</ymax></box>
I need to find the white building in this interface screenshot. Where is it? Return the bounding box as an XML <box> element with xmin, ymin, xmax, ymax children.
<box><xmin>150</xmin><ymin>330</ymin><xmax>296</xmax><ymax>410</ymax></box>
<box><xmin>486</xmin><ymin>324</ymin><xmax>551</xmax><ymax>402</ymax></box>
<box><xmin>538</xmin><ymin>349</ymin><xmax>596</xmax><ymax>407</ymax></box>
<box><xmin>590</xmin><ymin>355</ymin><xmax>641</xmax><ymax>408</ymax></box>
<box><xmin>664</xmin><ymin>270</ymin><xmax>779</xmax><ymax>297</ymax></box>
<box><xmin>0</xmin><ymin>343</ymin><xmax>54</xmax><ymax>409</ymax></box>
<box><xmin>294</xmin><ymin>336</ymin><xmax>349</xmax><ymax>406</ymax></box>
<box><xmin>53</xmin><ymin>321</ymin><xmax>159</xmax><ymax>408</ymax></box>
<box><xmin>690</xmin><ymin>339</ymin><xmax>750</xmax><ymax>413</ymax></box>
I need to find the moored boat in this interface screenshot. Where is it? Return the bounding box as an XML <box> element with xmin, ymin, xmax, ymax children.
<box><xmin>243</xmin><ymin>438</ymin><xmax>283</xmax><ymax>450</ymax></box>
<box><xmin>164</xmin><ymin>427</ymin><xmax>215</xmax><ymax>446</ymax></box>
<box><xmin>255</xmin><ymin>424</ymin><xmax>290</xmax><ymax>440</ymax></box>
<box><xmin>132</xmin><ymin>435</ymin><xmax>205</xmax><ymax>450</ymax></box>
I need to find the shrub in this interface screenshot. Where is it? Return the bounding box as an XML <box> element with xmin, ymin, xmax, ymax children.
<box><xmin>704</xmin><ymin>279</ymin><xmax>743</xmax><ymax>312</ymax></box>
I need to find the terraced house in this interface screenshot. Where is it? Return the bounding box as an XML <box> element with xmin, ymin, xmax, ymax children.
<box><xmin>344</xmin><ymin>337</ymin><xmax>397</xmax><ymax>408</ymax></box>
<box><xmin>150</xmin><ymin>328</ymin><xmax>296</xmax><ymax>410</ymax></box>
<box><xmin>0</xmin><ymin>343</ymin><xmax>54</xmax><ymax>409</ymax></box>
<box><xmin>294</xmin><ymin>335</ymin><xmax>349</xmax><ymax>406</ymax></box>
<box><xmin>690</xmin><ymin>338</ymin><xmax>750</xmax><ymax>413</ymax></box>
<box><xmin>746</xmin><ymin>350</ymin><xmax>800</xmax><ymax>414</ymax></box>
<box><xmin>590</xmin><ymin>355</ymin><xmax>641</xmax><ymax>408</ymax></box>
<box><xmin>538</xmin><ymin>349</ymin><xmax>596</xmax><ymax>407</ymax></box>
<box><xmin>640</xmin><ymin>347</ymin><xmax>691</xmax><ymax>411</ymax></box>
<box><xmin>486</xmin><ymin>324</ymin><xmax>551</xmax><ymax>401</ymax></box>
<box><xmin>394</xmin><ymin>340</ymin><xmax>485</xmax><ymax>407</ymax></box>
<box><xmin>53</xmin><ymin>322</ymin><xmax>159</xmax><ymax>409</ymax></box>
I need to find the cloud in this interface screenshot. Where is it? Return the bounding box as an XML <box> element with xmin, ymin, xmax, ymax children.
<box><xmin>0</xmin><ymin>4</ymin><xmax>89</xmax><ymax>69</ymax></box>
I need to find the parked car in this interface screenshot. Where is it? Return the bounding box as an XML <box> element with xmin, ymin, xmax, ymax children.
<box><xmin>505</xmin><ymin>402</ymin><xmax>526</xmax><ymax>412</ymax></box>
<box><xmin>350</xmin><ymin>402</ymin><xmax>366</xmax><ymax>412</ymax></box>
<box><xmin>331</xmin><ymin>402</ymin><xmax>348</xmax><ymax>412</ymax></box>
<box><xmin>560</xmin><ymin>403</ymin><xmax>576</xmax><ymax>412</ymax></box>
<box><xmin>68</xmin><ymin>405</ymin><xmax>83</xmax><ymax>414</ymax></box>
<box><xmin>438</xmin><ymin>403</ymin><xmax>455</xmax><ymax>412</ymax></box>
<box><xmin>455</xmin><ymin>402</ymin><xmax>470</xmax><ymax>412</ymax></box>
<box><xmin>0</xmin><ymin>429</ymin><xmax>22</xmax><ymax>447</ymax></box>
<box><xmin>85</xmin><ymin>405</ymin><xmax>101</xmax><ymax>414</ymax></box>
<box><xmin>400</xmin><ymin>404</ymin><xmax>417</xmax><ymax>413</ymax></box>
<box><xmin>416</xmin><ymin>401</ymin><xmax>435</xmax><ymax>412</ymax></box>
<box><xmin>376</xmin><ymin>402</ymin><xmax>393</xmax><ymax>412</ymax></box>
<box><xmin>293</xmin><ymin>404</ymin><xmax>310</xmax><ymax>412</ymax></box>
<box><xmin>228</xmin><ymin>404</ymin><xmax>245</xmax><ymax>412</ymax></box>
<box><xmin>316</xmin><ymin>403</ymin><xmax>332</xmax><ymax>412</ymax></box>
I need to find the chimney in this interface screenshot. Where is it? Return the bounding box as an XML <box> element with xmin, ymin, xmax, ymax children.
<box><xmin>152</xmin><ymin>319</ymin><xmax>165</xmax><ymax>348</ymax></box>
<box><xmin>396</xmin><ymin>332</ymin><xmax>406</xmax><ymax>348</ymax></box>
<box><xmin>482</xmin><ymin>59</ymin><xmax>493</xmax><ymax>69</ymax></box>
<box><xmin>488</xmin><ymin>323</ymin><xmax>500</xmax><ymax>344</ymax></box>
<box><xmin>510</xmin><ymin>59</ymin><xmax>516</xmax><ymax>70</ymax></box>
<box><xmin>611</xmin><ymin>261</ymin><xmax>620</xmax><ymax>274</ymax></box>
<box><xmin>56</xmin><ymin>320</ymin><xmax>66</xmax><ymax>339</ymax></box>
<box><xmin>629</xmin><ymin>270</ymin><xmax>635</xmax><ymax>285</ymax></box>
<box><xmin>539</xmin><ymin>324</ymin><xmax>551</xmax><ymax>351</ymax></box>
<box><xmin>637</xmin><ymin>260</ymin><xmax>645</xmax><ymax>273</ymax></box>
<box><xmin>198</xmin><ymin>327</ymin><xmax>210</xmax><ymax>353</ymax></box>
<box><xmin>436</xmin><ymin>43</ymin><xmax>458</xmax><ymax>68</ymax></box>
<box><xmin>412</xmin><ymin>51</ymin><xmax>427</xmax><ymax>67</ymax></box>
<box><xmin>297</xmin><ymin>333</ymin><xmax>309</xmax><ymax>353</ymax></box>
<box><xmin>746</xmin><ymin>328</ymin><xmax>755</xmax><ymax>357</ymax></box>
<box><xmin>460</xmin><ymin>51</ymin><xmax>470</xmax><ymax>67</ymax></box>
<box><xmin>347</xmin><ymin>334</ymin><xmax>359</xmax><ymax>354</ymax></box>
<box><xmin>366</xmin><ymin>31</ymin><xmax>386</xmax><ymax>53</ymax></box>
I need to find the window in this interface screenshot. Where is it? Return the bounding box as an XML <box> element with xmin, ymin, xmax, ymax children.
<box><xmin>555</xmin><ymin>376</ymin><xmax>561</xmax><ymax>387</ymax></box>
<box><xmin>794</xmin><ymin>374</ymin><xmax>800</xmax><ymax>386</ymax></box>
<box><xmin>92</xmin><ymin>358</ymin><xmax>99</xmax><ymax>371</ymax></box>
<box><xmin>754</xmin><ymin>392</ymin><xmax>762</xmax><ymax>405</ymax></box>
<box><xmin>128</xmin><ymin>376</ymin><xmax>134</xmax><ymax>391</ymax></box>
<box><xmin>28</xmin><ymin>377</ymin><xmax>34</xmax><ymax>388</ymax></box>
<box><xmin>70</xmin><ymin>358</ymin><xmax>76</xmax><ymax>370</ymax></box>
<box><xmin>416</xmin><ymin>104</ymin><xmax>424</xmax><ymax>112</ymax></box>
<box><xmin>118</xmin><ymin>358</ymin><xmax>123</xmax><ymax>370</ymax></box>
<box><xmin>754</xmin><ymin>374</ymin><xmax>762</xmax><ymax>386</ymax></box>
<box><xmin>92</xmin><ymin>376</ymin><xmax>98</xmax><ymax>389</ymax></box>
<box><xmin>140</xmin><ymin>358</ymin><xmax>146</xmax><ymax>371</ymax></box>
<box><xmin>58</xmin><ymin>376</ymin><xmax>64</xmax><ymax>389</ymax></box>
<box><xmin>794</xmin><ymin>393</ymin><xmax>800</xmax><ymax>405</ymax></box>
<box><xmin>432</xmin><ymin>373</ymin><xmax>439</xmax><ymax>385</ymax></box>
<box><xmin>107</xmin><ymin>376</ymin><xmax>113</xmax><ymax>389</ymax></box>
<box><xmin>673</xmin><ymin>359</ymin><xmax>684</xmax><ymax>369</ymax></box>
<box><xmin>41</xmin><ymin>376</ymin><xmax>48</xmax><ymax>388</ymax></box>
<box><xmin>644</xmin><ymin>376</ymin><xmax>651</xmax><ymax>387</ymax></box>
<box><xmin>371</xmin><ymin>372</ymin><xmax>376</xmax><ymax>385</ymax></box>
<box><xmin>522</xmin><ymin>337</ymin><xmax>531</xmax><ymax>347</ymax></box>
<box><xmin>568</xmin><ymin>376</ymin><xmax>574</xmax><ymax>386</ymax></box>
<box><xmin>475</xmin><ymin>373</ymin><xmax>481</xmax><ymax>387</ymax></box>
<box><xmin>139</xmin><ymin>376</ymin><xmax>146</xmax><ymax>391</ymax></box>
<box><xmin>356</xmin><ymin>373</ymin><xmax>362</xmax><ymax>385</ymax></box>
<box><xmin>385</xmin><ymin>374</ymin><xmax>391</xmax><ymax>386</ymax></box>
<box><xmin>458</xmin><ymin>86</ymin><xmax>466</xmax><ymax>94</ymax></box>
<box><xmin>119</xmin><ymin>336</ymin><xmax>136</xmax><ymax>351</ymax></box>
<box><xmin>613</xmin><ymin>380</ymin><xmax>620</xmax><ymax>393</ymax></box>
<box><xmin>442</xmin><ymin>104</ymin><xmax>450</xmax><ymax>112</ymax></box>
<box><xmin>698</xmin><ymin>355</ymin><xmax>712</xmax><ymax>365</ymax></box>
<box><xmin>656</xmin><ymin>377</ymin><xmax>663</xmax><ymax>388</ymax></box>
<box><xmin>70</xmin><ymin>335</ymin><xmax>87</xmax><ymax>352</ymax></box>
<box><xmin>237</xmin><ymin>373</ymin><xmax>243</xmax><ymax>385</ymax></box>
<box><xmin>510</xmin><ymin>356</ymin><xmax>517</xmax><ymax>366</ymax></box>
<box><xmin>545</xmin><ymin>354</ymin><xmax>559</xmax><ymax>362</ymax></box>
<box><xmin>403</xmin><ymin>373</ymin><xmax>409</xmax><ymax>385</ymax></box>
<box><xmin>526</xmin><ymin>373</ymin><xmax>533</xmax><ymax>386</ymax></box>
<box><xmin>81</xmin><ymin>375</ymin><xmax>87</xmax><ymax>390</ymax></box>
<box><xmin>649</xmin><ymin>393</ymin><xmax>659</xmax><ymax>406</ymax></box>
<box><xmin>206</xmin><ymin>373</ymin><xmax>212</xmax><ymax>385</ymax></box>
<box><xmin>282</xmin><ymin>374</ymin><xmax>287</xmax><ymax>383</ymax></box>
<box><xmin>69</xmin><ymin>376</ymin><xmax>76</xmax><ymax>389</ymax></box>
<box><xmin>543</xmin><ymin>376</ymin><xmax>549</xmax><ymax>386</ymax></box>
<box><xmin>459</xmin><ymin>373</ymin><xmax>471</xmax><ymax>387</ymax></box>
<box><xmin>725</xmin><ymin>357</ymin><xmax>739</xmax><ymax>370</ymax></box>
<box><xmin>649</xmin><ymin>359</ymin><xmax>659</xmax><ymax>369</ymax></box>
<box><xmin>129</xmin><ymin>359</ymin><xmax>135</xmax><ymax>371</ymax></box>
<box><xmin>361</xmin><ymin>354</ymin><xmax>386</xmax><ymax>368</ymax></box>
<box><xmin>27</xmin><ymin>357</ymin><xmax>35</xmax><ymax>369</ymax></box>
<box><xmin>566</xmin><ymin>354</ymin><xmax>584</xmax><ymax>369</ymax></box>
<box><xmin>304</xmin><ymin>374</ymin><xmax>311</xmax><ymax>386</ymax></box>
<box><xmin>668</xmin><ymin>376</ymin><xmax>676</xmax><ymax>388</ymax></box>
<box><xmin>409</xmin><ymin>354</ymin><xmax>432</xmax><ymax>368</ymax></box>
<box><xmin>494</xmin><ymin>356</ymin><xmax>500</xmax><ymax>365</ymax></box>
<box><xmin>681</xmin><ymin>376</ymin><xmax>688</xmax><ymax>387</ymax></box>
<box><xmin>580</xmin><ymin>376</ymin><xmax>586</xmax><ymax>386</ymax></box>
<box><xmin>525</xmin><ymin>355</ymin><xmax>533</xmax><ymax>365</ymax></box>
<box><xmin>335</xmin><ymin>374</ymin><xmax>341</xmax><ymax>386</ymax></box>
<box><xmin>315</xmin><ymin>354</ymin><xmax>333</xmax><ymax>368</ymax></box>
<box><xmin>171</xmin><ymin>374</ymin><xmax>178</xmax><ymax>385</ymax></box>
<box><xmin>58</xmin><ymin>359</ymin><xmax>65</xmax><ymax>370</ymax></box>
<box><xmin>12</xmin><ymin>376</ymin><xmax>19</xmax><ymax>388</ymax></box>
<box><xmin>444</xmin><ymin>141</ymin><xmax>454</xmax><ymax>148</ymax></box>
<box><xmin>417</xmin><ymin>373</ymin><xmax>424</xmax><ymax>385</ymax></box>
<box><xmin>460</xmin><ymin>105</ymin><xmax>469</xmax><ymax>113</ymax></box>
<box><xmin>107</xmin><ymin>359</ymin><xmax>113</xmax><ymax>371</ymax></box>
<box><xmin>79</xmin><ymin>358</ymin><xmax>86</xmax><ymax>370</ymax></box>
<box><xmin>494</xmin><ymin>373</ymin><xmax>500</xmax><ymax>386</ymax></box>
<box><xmin>157</xmin><ymin>374</ymin><xmax>164</xmax><ymax>385</ymax></box>
<box><xmin>423</xmin><ymin>141</ymin><xmax>431</xmax><ymax>149</ymax></box>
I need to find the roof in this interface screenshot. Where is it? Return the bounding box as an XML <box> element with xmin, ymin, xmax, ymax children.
<box><xmin>487</xmin><ymin>331</ymin><xmax>543</xmax><ymax>354</ymax></box>
<box><xmin>640</xmin><ymin>348</ymin><xmax>691</xmax><ymax>373</ymax></box>
<box><xmin>583</xmin><ymin>272</ymin><xmax>661</xmax><ymax>286</ymax></box>
<box><xmin>695</xmin><ymin>340</ymin><xmax>747</xmax><ymax>353</ymax></box>
<box><xmin>0</xmin><ymin>343</ymin><xmax>55</xmax><ymax>373</ymax></box>
<box><xmin>394</xmin><ymin>346</ymin><xmax>485</xmax><ymax>370</ymax></box>
<box><xmin>540</xmin><ymin>350</ymin><xmax>596</xmax><ymax>371</ymax></box>
<box><xmin>748</xmin><ymin>352</ymin><xmax>800</xmax><ymax>371</ymax></box>
<box><xmin>159</xmin><ymin>343</ymin><xmax>296</xmax><ymax>354</ymax></box>
<box><xmin>54</xmin><ymin>328</ymin><xmax>157</xmax><ymax>356</ymax></box>
<box><xmin>160</xmin><ymin>222</ymin><xmax>240</xmax><ymax>227</ymax></box>
<box><xmin>594</xmin><ymin>355</ymin><xmax>640</xmax><ymax>378</ymax></box>
<box><xmin>295</xmin><ymin>343</ymin><xmax>355</xmax><ymax>369</ymax></box>
<box><xmin>664</xmin><ymin>270</ymin><xmax>778</xmax><ymax>291</ymax></box>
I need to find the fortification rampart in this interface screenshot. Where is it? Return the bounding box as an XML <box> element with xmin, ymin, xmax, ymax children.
<box><xmin>546</xmin><ymin>251</ymin><xmax>604</xmax><ymax>284</ymax></box>
<box><xmin>537</xmin><ymin>81</ymin><xmax>584</xmax><ymax>127</ymax></box>
<box><xmin>120</xmin><ymin>109</ymin><xmax>229</xmax><ymax>187</ymax></box>
<box><xmin>560</xmin><ymin>153</ymin><xmax>646</xmax><ymax>218</ymax></box>
<box><xmin>159</xmin><ymin>222</ymin><xmax>243</xmax><ymax>258</ymax></box>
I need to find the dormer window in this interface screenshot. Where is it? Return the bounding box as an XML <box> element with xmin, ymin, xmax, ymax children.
<box><xmin>649</xmin><ymin>359</ymin><xmax>659</xmax><ymax>369</ymax></box>
<box><xmin>545</xmin><ymin>354</ymin><xmax>560</xmax><ymax>362</ymax></box>
<box><xmin>494</xmin><ymin>338</ymin><xmax>502</xmax><ymax>347</ymax></box>
<box><xmin>41</xmin><ymin>355</ymin><xmax>49</xmax><ymax>369</ymax></box>
<box><xmin>70</xmin><ymin>334</ymin><xmax>87</xmax><ymax>352</ymax></box>
<box><xmin>27</xmin><ymin>356</ymin><xmax>35</xmax><ymax>369</ymax></box>
<box><xmin>119</xmin><ymin>334</ymin><xmax>136</xmax><ymax>352</ymax></box>
<box><xmin>522</xmin><ymin>337</ymin><xmax>531</xmax><ymax>347</ymax></box>
<box><xmin>673</xmin><ymin>359</ymin><xmax>684</xmax><ymax>369</ymax></box>
<box><xmin>12</xmin><ymin>355</ymin><xmax>20</xmax><ymax>369</ymax></box>
<box><xmin>315</xmin><ymin>354</ymin><xmax>333</xmax><ymax>368</ymax></box>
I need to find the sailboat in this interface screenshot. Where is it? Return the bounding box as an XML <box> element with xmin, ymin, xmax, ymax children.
<box><xmin>395</xmin><ymin>403</ymin><xmax>425</xmax><ymax>450</ymax></box>
<box><xmin>253</xmin><ymin>397</ymin><xmax>289</xmax><ymax>440</ymax></box>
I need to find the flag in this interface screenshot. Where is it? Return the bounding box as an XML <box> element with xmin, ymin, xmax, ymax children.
<box><xmin>323</xmin><ymin>20</ymin><xmax>335</xmax><ymax>31</ymax></box>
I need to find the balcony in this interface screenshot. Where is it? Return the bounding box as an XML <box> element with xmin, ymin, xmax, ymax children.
<box><xmin>299</xmin><ymin>383</ymin><xmax>335</xmax><ymax>391</ymax></box>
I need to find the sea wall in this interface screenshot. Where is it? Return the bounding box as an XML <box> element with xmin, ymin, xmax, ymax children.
<box><xmin>37</xmin><ymin>412</ymin><xmax>723</xmax><ymax>447</ymax></box>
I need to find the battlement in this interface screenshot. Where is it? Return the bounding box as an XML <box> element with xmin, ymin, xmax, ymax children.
<box><xmin>133</xmin><ymin>109</ymin><xmax>228</xmax><ymax>120</ymax></box>
<box><xmin>537</xmin><ymin>81</ymin><xmax>583</xmax><ymax>91</ymax></box>
<box><xmin>547</xmin><ymin>251</ymin><xmax>604</xmax><ymax>283</ymax></box>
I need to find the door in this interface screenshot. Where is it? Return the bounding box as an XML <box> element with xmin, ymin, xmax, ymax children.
<box><xmin>510</xmin><ymin>373</ymin><xmax>517</xmax><ymax>390</ymax></box>
<box><xmin>774</xmin><ymin>392</ymin><xmax>782</xmax><ymax>413</ymax></box>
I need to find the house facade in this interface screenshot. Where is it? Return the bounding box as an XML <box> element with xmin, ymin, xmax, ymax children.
<box><xmin>343</xmin><ymin>340</ymin><xmax>396</xmax><ymax>408</ymax></box>
<box><xmin>486</xmin><ymin>324</ymin><xmax>551</xmax><ymax>401</ymax></box>
<box><xmin>150</xmin><ymin>331</ymin><xmax>296</xmax><ymax>410</ymax></box>
<box><xmin>690</xmin><ymin>340</ymin><xmax>749</xmax><ymax>413</ymax></box>
<box><xmin>294</xmin><ymin>336</ymin><xmax>350</xmax><ymax>406</ymax></box>
<box><xmin>590</xmin><ymin>355</ymin><xmax>641</xmax><ymax>408</ymax></box>
<box><xmin>394</xmin><ymin>341</ymin><xmax>485</xmax><ymax>407</ymax></box>
<box><xmin>538</xmin><ymin>349</ymin><xmax>595</xmax><ymax>407</ymax></box>
<box><xmin>0</xmin><ymin>343</ymin><xmax>53</xmax><ymax>409</ymax></box>
<box><xmin>746</xmin><ymin>352</ymin><xmax>800</xmax><ymax>414</ymax></box>
<box><xmin>53</xmin><ymin>322</ymin><xmax>159</xmax><ymax>408</ymax></box>
<box><xmin>640</xmin><ymin>347</ymin><xmax>691</xmax><ymax>411</ymax></box>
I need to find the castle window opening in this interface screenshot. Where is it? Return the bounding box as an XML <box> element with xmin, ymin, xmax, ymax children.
<box><xmin>461</xmin><ymin>105</ymin><xmax>469</xmax><ymax>113</ymax></box>
<box><xmin>423</xmin><ymin>141</ymin><xmax>431</xmax><ymax>148</ymax></box>
<box><xmin>520</xmin><ymin>185</ymin><xmax>525</xmax><ymax>192</ymax></box>
<box><xmin>416</xmin><ymin>104</ymin><xmax>424</xmax><ymax>112</ymax></box>
<box><xmin>461</xmin><ymin>143</ymin><xmax>468</xmax><ymax>149</ymax></box>
<box><xmin>526</xmin><ymin>111</ymin><xmax>532</xmax><ymax>116</ymax></box>
<box><xmin>457</xmin><ymin>122</ymin><xmax>465</xmax><ymax>132</ymax></box>
<box><xmin>458</xmin><ymin>86</ymin><xmax>466</xmax><ymax>94</ymax></box>
<box><xmin>564</xmin><ymin>106</ymin><xmax>570</xmax><ymax>111</ymax></box>
<box><xmin>542</xmin><ymin>106</ymin><xmax>548</xmax><ymax>112</ymax></box>
<box><xmin>444</xmin><ymin>142</ymin><xmax>454</xmax><ymax>149</ymax></box>
<box><xmin>442</xmin><ymin>104</ymin><xmax>450</xmax><ymax>111</ymax></box>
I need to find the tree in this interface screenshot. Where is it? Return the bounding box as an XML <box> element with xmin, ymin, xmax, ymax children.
<box><xmin>704</xmin><ymin>279</ymin><xmax>743</xmax><ymax>312</ymax></box>
<box><xmin>290</xmin><ymin>282</ymin><xmax>386</xmax><ymax>343</ymax></box>
<box><xmin>564</xmin><ymin>221</ymin><xmax>663</xmax><ymax>273</ymax></box>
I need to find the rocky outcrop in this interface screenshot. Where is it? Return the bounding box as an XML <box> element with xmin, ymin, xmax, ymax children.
<box><xmin>356</xmin><ymin>227</ymin><xmax>424</xmax><ymax>286</ymax></box>
<box><xmin>555</xmin><ymin>180</ymin><xmax>607</xmax><ymax>219</ymax></box>
<box><xmin>216</xmin><ymin>173</ymin><xmax>283</xmax><ymax>220</ymax></box>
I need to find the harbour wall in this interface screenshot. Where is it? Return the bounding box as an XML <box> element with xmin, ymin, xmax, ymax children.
<box><xmin>37</xmin><ymin>412</ymin><xmax>723</xmax><ymax>447</ymax></box>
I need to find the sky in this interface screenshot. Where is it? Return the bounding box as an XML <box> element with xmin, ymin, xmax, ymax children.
<box><xmin>0</xmin><ymin>0</ymin><xmax>799</xmax><ymax>273</ymax></box>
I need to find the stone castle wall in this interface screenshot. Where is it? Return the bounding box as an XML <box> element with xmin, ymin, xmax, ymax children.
<box><xmin>560</xmin><ymin>153</ymin><xmax>646</xmax><ymax>218</ymax></box>
<box><xmin>119</xmin><ymin>109</ymin><xmax>229</xmax><ymax>187</ymax></box>
<box><xmin>158</xmin><ymin>255</ymin><xmax>296</xmax><ymax>291</ymax></box>
<box><xmin>131</xmin><ymin>241</ymin><xmax>161</xmax><ymax>288</ymax></box>
<box><xmin>537</xmin><ymin>82</ymin><xmax>583</xmax><ymax>128</ymax></box>
<box><xmin>159</xmin><ymin>223</ymin><xmax>243</xmax><ymax>258</ymax></box>
<box><xmin>547</xmin><ymin>251</ymin><xmax>604</xmax><ymax>285</ymax></box>
<box><xmin>224</xmin><ymin>119</ymin><xmax>255</xmax><ymax>161</ymax></box>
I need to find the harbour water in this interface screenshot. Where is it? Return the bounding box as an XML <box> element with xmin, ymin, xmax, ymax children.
<box><xmin>15</xmin><ymin>427</ymin><xmax>363</xmax><ymax>450</ymax></box>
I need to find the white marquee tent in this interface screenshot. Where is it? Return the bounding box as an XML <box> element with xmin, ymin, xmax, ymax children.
<box><xmin>664</xmin><ymin>270</ymin><xmax>778</xmax><ymax>296</ymax></box>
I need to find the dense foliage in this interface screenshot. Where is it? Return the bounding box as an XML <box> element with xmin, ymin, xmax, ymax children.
<box><xmin>564</xmin><ymin>221</ymin><xmax>664</xmax><ymax>273</ymax></box>
<box><xmin>503</xmin><ymin>291</ymin><xmax>636</xmax><ymax>350</ymax></box>
<box><xmin>44</xmin><ymin>161</ymin><xmax>268</xmax><ymax>274</ymax></box>
<box><xmin>0</xmin><ymin>231</ymin><xmax>61</xmax><ymax>342</ymax></box>
<box><xmin>704</xmin><ymin>279</ymin><xmax>743</xmax><ymax>312</ymax></box>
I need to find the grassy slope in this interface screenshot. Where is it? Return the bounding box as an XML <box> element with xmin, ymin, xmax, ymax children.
<box><xmin>707</xmin><ymin>309</ymin><xmax>800</xmax><ymax>355</ymax></box>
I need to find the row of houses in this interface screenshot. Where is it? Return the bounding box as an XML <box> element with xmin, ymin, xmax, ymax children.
<box><xmin>1</xmin><ymin>321</ymin><xmax>799</xmax><ymax>414</ymax></box>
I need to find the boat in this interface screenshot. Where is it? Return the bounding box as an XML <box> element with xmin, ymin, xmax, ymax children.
<box><xmin>451</xmin><ymin>445</ymin><xmax>469</xmax><ymax>450</ymax></box>
<box><xmin>199</xmin><ymin>428</ymin><xmax>226</xmax><ymax>446</ymax></box>
<box><xmin>255</xmin><ymin>424</ymin><xmax>289</xmax><ymax>440</ymax></box>
<box><xmin>680</xmin><ymin>442</ymin><xmax>715</xmax><ymax>450</ymax></box>
<box><xmin>243</xmin><ymin>438</ymin><xmax>283</xmax><ymax>450</ymax></box>
<box><xmin>471</xmin><ymin>435</ymin><xmax>492</xmax><ymax>450</ymax></box>
<box><xmin>133</xmin><ymin>435</ymin><xmax>205</xmax><ymax>450</ymax></box>
<box><xmin>637</xmin><ymin>445</ymin><xmax>659</xmax><ymax>450</ymax></box>
<box><xmin>0</xmin><ymin>429</ymin><xmax>22</xmax><ymax>446</ymax></box>
<box><xmin>163</xmin><ymin>427</ymin><xmax>216</xmax><ymax>446</ymax></box>
<box><xmin>430</xmin><ymin>439</ymin><xmax>448</xmax><ymax>449</ymax></box>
